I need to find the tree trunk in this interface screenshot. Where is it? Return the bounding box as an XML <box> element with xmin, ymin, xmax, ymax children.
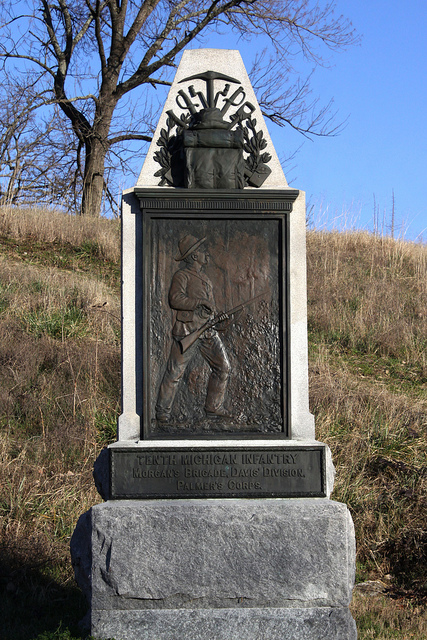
<box><xmin>80</xmin><ymin>136</ymin><xmax>108</xmax><ymax>217</ymax></box>
<box><xmin>80</xmin><ymin>97</ymin><xmax>117</xmax><ymax>217</ymax></box>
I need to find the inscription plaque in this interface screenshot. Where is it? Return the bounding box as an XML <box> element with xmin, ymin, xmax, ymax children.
<box><xmin>110</xmin><ymin>447</ymin><xmax>326</xmax><ymax>499</ymax></box>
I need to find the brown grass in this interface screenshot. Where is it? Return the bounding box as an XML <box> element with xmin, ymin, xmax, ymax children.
<box><xmin>351</xmin><ymin>590</ymin><xmax>427</xmax><ymax>639</ymax></box>
<box><xmin>0</xmin><ymin>211</ymin><xmax>121</xmax><ymax>638</ymax></box>
<box><xmin>307</xmin><ymin>230</ymin><xmax>426</xmax><ymax>368</ymax></box>
<box><xmin>0</xmin><ymin>204</ymin><xmax>120</xmax><ymax>262</ymax></box>
<box><xmin>0</xmin><ymin>209</ymin><xmax>426</xmax><ymax>638</ymax></box>
<box><xmin>307</xmin><ymin>230</ymin><xmax>427</xmax><ymax>597</ymax></box>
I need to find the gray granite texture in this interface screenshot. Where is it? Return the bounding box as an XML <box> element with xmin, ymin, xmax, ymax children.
<box><xmin>91</xmin><ymin>607</ymin><xmax>357</xmax><ymax>640</ymax></box>
<box><xmin>71</xmin><ymin>498</ymin><xmax>356</xmax><ymax>638</ymax></box>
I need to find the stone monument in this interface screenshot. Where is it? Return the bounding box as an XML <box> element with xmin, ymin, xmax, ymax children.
<box><xmin>71</xmin><ymin>49</ymin><xmax>357</xmax><ymax>639</ymax></box>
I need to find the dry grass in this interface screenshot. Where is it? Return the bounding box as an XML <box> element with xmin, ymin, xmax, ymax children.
<box><xmin>351</xmin><ymin>590</ymin><xmax>427</xmax><ymax>639</ymax></box>
<box><xmin>0</xmin><ymin>210</ymin><xmax>121</xmax><ymax>638</ymax></box>
<box><xmin>311</xmin><ymin>357</ymin><xmax>426</xmax><ymax>589</ymax></box>
<box><xmin>0</xmin><ymin>256</ymin><xmax>120</xmax><ymax>344</ymax></box>
<box><xmin>0</xmin><ymin>204</ymin><xmax>120</xmax><ymax>262</ymax></box>
<box><xmin>307</xmin><ymin>230</ymin><xmax>427</xmax><ymax>598</ymax></box>
<box><xmin>0</xmin><ymin>208</ymin><xmax>426</xmax><ymax>638</ymax></box>
<box><xmin>307</xmin><ymin>231</ymin><xmax>426</xmax><ymax>369</ymax></box>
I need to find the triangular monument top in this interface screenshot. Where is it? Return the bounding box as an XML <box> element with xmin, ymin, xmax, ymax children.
<box><xmin>137</xmin><ymin>49</ymin><xmax>288</xmax><ymax>189</ymax></box>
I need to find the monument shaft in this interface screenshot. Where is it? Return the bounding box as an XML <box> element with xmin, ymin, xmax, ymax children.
<box><xmin>71</xmin><ymin>49</ymin><xmax>357</xmax><ymax>640</ymax></box>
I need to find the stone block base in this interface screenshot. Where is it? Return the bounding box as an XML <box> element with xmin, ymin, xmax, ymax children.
<box><xmin>71</xmin><ymin>499</ymin><xmax>357</xmax><ymax>640</ymax></box>
<box><xmin>92</xmin><ymin>607</ymin><xmax>356</xmax><ymax>640</ymax></box>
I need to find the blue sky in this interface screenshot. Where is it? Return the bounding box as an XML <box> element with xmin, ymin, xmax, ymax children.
<box><xmin>277</xmin><ymin>0</ymin><xmax>427</xmax><ymax>242</ymax></box>
<box><xmin>278</xmin><ymin>0</ymin><xmax>427</xmax><ymax>241</ymax></box>
<box><xmin>199</xmin><ymin>1</ymin><xmax>427</xmax><ymax>241</ymax></box>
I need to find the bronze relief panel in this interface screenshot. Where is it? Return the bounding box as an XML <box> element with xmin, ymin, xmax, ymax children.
<box><xmin>142</xmin><ymin>211</ymin><xmax>287</xmax><ymax>438</ymax></box>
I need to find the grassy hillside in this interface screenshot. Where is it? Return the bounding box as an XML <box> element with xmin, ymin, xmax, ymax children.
<box><xmin>0</xmin><ymin>207</ymin><xmax>425</xmax><ymax>639</ymax></box>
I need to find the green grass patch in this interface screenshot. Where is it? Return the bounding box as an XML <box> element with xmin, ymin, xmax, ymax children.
<box><xmin>95</xmin><ymin>407</ymin><xmax>119</xmax><ymax>446</ymax></box>
<box><xmin>24</xmin><ymin>305</ymin><xmax>88</xmax><ymax>340</ymax></box>
<box><xmin>309</xmin><ymin>335</ymin><xmax>427</xmax><ymax>397</ymax></box>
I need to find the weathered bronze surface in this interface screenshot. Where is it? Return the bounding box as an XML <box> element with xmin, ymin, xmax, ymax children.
<box><xmin>110</xmin><ymin>447</ymin><xmax>326</xmax><ymax>499</ymax></box>
<box><xmin>147</xmin><ymin>215</ymin><xmax>283</xmax><ymax>435</ymax></box>
<box><xmin>155</xmin><ymin>234</ymin><xmax>232</xmax><ymax>423</ymax></box>
<box><xmin>153</xmin><ymin>69</ymin><xmax>272</xmax><ymax>188</ymax></box>
<box><xmin>133</xmin><ymin>189</ymin><xmax>299</xmax><ymax>440</ymax></box>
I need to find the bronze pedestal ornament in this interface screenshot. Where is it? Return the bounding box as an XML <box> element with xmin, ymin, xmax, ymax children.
<box><xmin>153</xmin><ymin>70</ymin><xmax>272</xmax><ymax>189</ymax></box>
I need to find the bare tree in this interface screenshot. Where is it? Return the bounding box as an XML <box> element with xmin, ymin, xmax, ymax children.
<box><xmin>0</xmin><ymin>77</ymin><xmax>83</xmax><ymax>208</ymax></box>
<box><xmin>0</xmin><ymin>1</ymin><xmax>357</xmax><ymax>217</ymax></box>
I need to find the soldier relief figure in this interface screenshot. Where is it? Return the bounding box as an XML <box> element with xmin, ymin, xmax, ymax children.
<box><xmin>152</xmin><ymin>223</ymin><xmax>281</xmax><ymax>434</ymax></box>
<box><xmin>155</xmin><ymin>234</ymin><xmax>233</xmax><ymax>424</ymax></box>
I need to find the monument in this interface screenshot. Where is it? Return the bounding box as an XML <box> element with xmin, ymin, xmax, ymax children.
<box><xmin>71</xmin><ymin>49</ymin><xmax>357</xmax><ymax>639</ymax></box>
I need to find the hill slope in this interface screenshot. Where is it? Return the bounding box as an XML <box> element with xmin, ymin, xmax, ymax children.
<box><xmin>0</xmin><ymin>207</ymin><xmax>425</xmax><ymax>639</ymax></box>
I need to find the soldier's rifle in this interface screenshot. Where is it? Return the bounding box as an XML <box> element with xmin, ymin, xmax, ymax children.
<box><xmin>178</xmin><ymin>291</ymin><xmax>268</xmax><ymax>354</ymax></box>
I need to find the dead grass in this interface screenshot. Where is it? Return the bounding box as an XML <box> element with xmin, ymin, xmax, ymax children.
<box><xmin>0</xmin><ymin>218</ymin><xmax>121</xmax><ymax>637</ymax></box>
<box><xmin>351</xmin><ymin>590</ymin><xmax>427</xmax><ymax>639</ymax></box>
<box><xmin>307</xmin><ymin>230</ymin><xmax>427</xmax><ymax>371</ymax></box>
<box><xmin>0</xmin><ymin>205</ymin><xmax>120</xmax><ymax>262</ymax></box>
<box><xmin>0</xmin><ymin>210</ymin><xmax>426</xmax><ymax>638</ymax></box>
<box><xmin>0</xmin><ymin>256</ymin><xmax>120</xmax><ymax>344</ymax></box>
<box><xmin>308</xmin><ymin>230</ymin><xmax>427</xmax><ymax>598</ymax></box>
<box><xmin>311</xmin><ymin>356</ymin><xmax>427</xmax><ymax>590</ymax></box>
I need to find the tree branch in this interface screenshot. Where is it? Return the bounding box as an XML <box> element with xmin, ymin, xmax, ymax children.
<box><xmin>107</xmin><ymin>132</ymin><xmax>152</xmax><ymax>145</ymax></box>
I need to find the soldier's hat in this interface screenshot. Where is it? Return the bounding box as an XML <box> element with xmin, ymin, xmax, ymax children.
<box><xmin>175</xmin><ymin>234</ymin><xmax>207</xmax><ymax>261</ymax></box>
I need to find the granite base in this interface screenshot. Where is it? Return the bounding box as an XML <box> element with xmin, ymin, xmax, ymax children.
<box><xmin>71</xmin><ymin>499</ymin><xmax>357</xmax><ymax>639</ymax></box>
